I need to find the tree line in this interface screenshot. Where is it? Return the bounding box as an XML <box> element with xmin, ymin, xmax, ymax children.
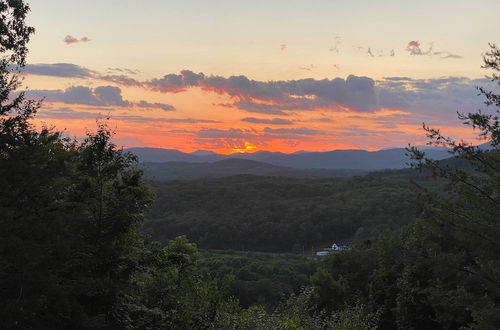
<box><xmin>145</xmin><ymin>173</ymin><xmax>429</xmax><ymax>252</ymax></box>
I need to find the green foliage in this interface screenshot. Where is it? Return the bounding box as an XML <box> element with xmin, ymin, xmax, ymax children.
<box><xmin>118</xmin><ymin>237</ymin><xmax>238</xmax><ymax>329</ymax></box>
<box><xmin>0</xmin><ymin>0</ymin><xmax>34</xmax><ymax>66</ymax></box>
<box><xmin>0</xmin><ymin>120</ymin><xmax>153</xmax><ymax>328</ymax></box>
<box><xmin>331</xmin><ymin>304</ymin><xmax>379</xmax><ymax>330</ymax></box>
<box><xmin>213</xmin><ymin>287</ymin><xmax>379</xmax><ymax>330</ymax></box>
<box><xmin>0</xmin><ymin>0</ymin><xmax>38</xmax><ymax>134</ymax></box>
<box><xmin>199</xmin><ymin>250</ymin><xmax>319</xmax><ymax>308</ymax></box>
<box><xmin>145</xmin><ymin>174</ymin><xmax>425</xmax><ymax>252</ymax></box>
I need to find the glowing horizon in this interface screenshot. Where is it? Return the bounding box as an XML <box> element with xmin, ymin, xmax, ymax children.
<box><xmin>22</xmin><ymin>0</ymin><xmax>500</xmax><ymax>154</ymax></box>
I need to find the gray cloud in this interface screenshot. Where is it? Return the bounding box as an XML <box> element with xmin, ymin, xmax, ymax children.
<box><xmin>382</xmin><ymin>77</ymin><xmax>415</xmax><ymax>82</ymax></box>
<box><xmin>406</xmin><ymin>40</ymin><xmax>432</xmax><ymax>56</ymax></box>
<box><xmin>37</xmin><ymin>107</ymin><xmax>102</xmax><ymax>119</ymax></box>
<box><xmin>64</xmin><ymin>35</ymin><xmax>91</xmax><ymax>45</ymax></box>
<box><xmin>99</xmin><ymin>74</ymin><xmax>143</xmax><ymax>87</ymax></box>
<box><xmin>27</xmin><ymin>86</ymin><xmax>130</xmax><ymax>107</ymax></box>
<box><xmin>26</xmin><ymin>85</ymin><xmax>176</xmax><ymax>111</ymax></box>
<box><xmin>337</xmin><ymin>126</ymin><xmax>404</xmax><ymax>136</ymax></box>
<box><xmin>405</xmin><ymin>41</ymin><xmax>462</xmax><ymax>59</ymax></box>
<box><xmin>145</xmin><ymin>71</ymin><xmax>380</xmax><ymax>113</ymax></box>
<box><xmin>213</xmin><ymin>103</ymin><xmax>234</xmax><ymax>108</ymax></box>
<box><xmin>241</xmin><ymin>117</ymin><xmax>293</xmax><ymax>125</ymax></box>
<box><xmin>234</xmin><ymin>101</ymin><xmax>288</xmax><ymax>115</ymax></box>
<box><xmin>37</xmin><ymin>107</ymin><xmax>214</xmax><ymax>124</ymax></box>
<box><xmin>435</xmin><ymin>52</ymin><xmax>463</xmax><ymax>59</ymax></box>
<box><xmin>376</xmin><ymin>77</ymin><xmax>489</xmax><ymax>115</ymax></box>
<box><xmin>22</xmin><ymin>63</ymin><xmax>486</xmax><ymax>119</ymax></box>
<box><xmin>143</xmin><ymin>71</ymin><xmax>488</xmax><ymax>118</ymax></box>
<box><xmin>112</xmin><ymin>116</ymin><xmax>215</xmax><ymax>124</ymax></box>
<box><xmin>22</xmin><ymin>63</ymin><xmax>95</xmax><ymax>78</ymax></box>
<box><xmin>136</xmin><ymin>100</ymin><xmax>175</xmax><ymax>111</ymax></box>
<box><xmin>21</xmin><ymin>63</ymin><xmax>143</xmax><ymax>87</ymax></box>
<box><xmin>197</xmin><ymin>128</ymin><xmax>253</xmax><ymax>139</ymax></box>
<box><xmin>329</xmin><ymin>36</ymin><xmax>342</xmax><ymax>53</ymax></box>
<box><xmin>195</xmin><ymin>127</ymin><xmax>324</xmax><ymax>144</ymax></box>
<box><xmin>94</xmin><ymin>86</ymin><xmax>129</xmax><ymax>106</ymax></box>
<box><xmin>107</xmin><ymin>67</ymin><xmax>140</xmax><ymax>75</ymax></box>
<box><xmin>167</xmin><ymin>129</ymin><xmax>196</xmax><ymax>133</ymax></box>
<box><xmin>154</xmin><ymin>118</ymin><xmax>218</xmax><ymax>123</ymax></box>
<box><xmin>299</xmin><ymin>64</ymin><xmax>315</xmax><ymax>71</ymax></box>
<box><xmin>148</xmin><ymin>70</ymin><xmax>205</xmax><ymax>93</ymax></box>
<box><xmin>263</xmin><ymin>127</ymin><xmax>327</xmax><ymax>136</ymax></box>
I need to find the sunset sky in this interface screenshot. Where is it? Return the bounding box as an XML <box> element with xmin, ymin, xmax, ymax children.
<box><xmin>21</xmin><ymin>0</ymin><xmax>500</xmax><ymax>154</ymax></box>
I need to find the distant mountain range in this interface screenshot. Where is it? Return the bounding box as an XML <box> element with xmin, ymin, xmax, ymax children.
<box><xmin>141</xmin><ymin>158</ymin><xmax>369</xmax><ymax>181</ymax></box>
<box><xmin>127</xmin><ymin>147</ymin><xmax>452</xmax><ymax>171</ymax></box>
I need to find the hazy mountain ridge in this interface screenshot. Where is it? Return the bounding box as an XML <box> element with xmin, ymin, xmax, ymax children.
<box><xmin>127</xmin><ymin>147</ymin><xmax>453</xmax><ymax>170</ymax></box>
<box><xmin>141</xmin><ymin>158</ymin><xmax>368</xmax><ymax>181</ymax></box>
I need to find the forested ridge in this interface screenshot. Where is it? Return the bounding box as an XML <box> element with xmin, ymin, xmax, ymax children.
<box><xmin>2</xmin><ymin>1</ymin><xmax>500</xmax><ymax>329</ymax></box>
<box><xmin>144</xmin><ymin>173</ymin><xmax>432</xmax><ymax>252</ymax></box>
<box><xmin>140</xmin><ymin>158</ymin><xmax>369</xmax><ymax>181</ymax></box>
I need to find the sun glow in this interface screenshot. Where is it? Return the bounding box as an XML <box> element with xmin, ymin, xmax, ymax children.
<box><xmin>232</xmin><ymin>142</ymin><xmax>258</xmax><ymax>154</ymax></box>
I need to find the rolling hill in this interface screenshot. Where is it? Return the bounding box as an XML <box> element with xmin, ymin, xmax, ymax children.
<box><xmin>141</xmin><ymin>158</ymin><xmax>368</xmax><ymax>181</ymax></box>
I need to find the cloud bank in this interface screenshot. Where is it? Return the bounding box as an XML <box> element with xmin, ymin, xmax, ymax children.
<box><xmin>23</xmin><ymin>63</ymin><xmax>95</xmax><ymax>78</ymax></box>
<box><xmin>25</xmin><ymin>85</ymin><xmax>175</xmax><ymax>111</ymax></box>
<box><xmin>22</xmin><ymin>63</ymin><xmax>488</xmax><ymax>121</ymax></box>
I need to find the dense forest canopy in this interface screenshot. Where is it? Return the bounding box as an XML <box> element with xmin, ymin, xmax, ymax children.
<box><xmin>144</xmin><ymin>173</ymin><xmax>434</xmax><ymax>252</ymax></box>
<box><xmin>198</xmin><ymin>250</ymin><xmax>319</xmax><ymax>309</ymax></box>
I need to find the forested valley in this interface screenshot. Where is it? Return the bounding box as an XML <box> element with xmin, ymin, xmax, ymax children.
<box><xmin>145</xmin><ymin>173</ymin><xmax>429</xmax><ymax>252</ymax></box>
<box><xmin>2</xmin><ymin>1</ymin><xmax>500</xmax><ymax>329</ymax></box>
